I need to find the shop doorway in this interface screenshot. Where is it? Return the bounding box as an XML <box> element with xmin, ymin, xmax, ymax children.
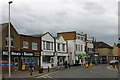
<box><xmin>51</xmin><ymin>57</ymin><xmax>54</xmax><ymax>67</ymax></box>
<box><xmin>14</xmin><ymin>57</ymin><xmax>19</xmax><ymax>71</ymax></box>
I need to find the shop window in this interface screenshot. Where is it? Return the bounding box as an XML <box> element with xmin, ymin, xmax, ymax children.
<box><xmin>23</xmin><ymin>41</ymin><xmax>29</xmax><ymax>49</ymax></box>
<box><xmin>43</xmin><ymin>56</ymin><xmax>50</xmax><ymax>63</ymax></box>
<box><xmin>46</xmin><ymin>41</ymin><xmax>50</xmax><ymax>50</ymax></box>
<box><xmin>5</xmin><ymin>37</ymin><xmax>14</xmax><ymax>47</ymax></box>
<box><xmin>32</xmin><ymin>42</ymin><xmax>38</xmax><ymax>50</ymax></box>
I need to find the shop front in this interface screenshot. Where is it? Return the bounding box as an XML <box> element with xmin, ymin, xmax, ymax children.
<box><xmin>75</xmin><ymin>53</ymin><xmax>86</xmax><ymax>65</ymax></box>
<box><xmin>21</xmin><ymin>52</ymin><xmax>40</xmax><ymax>71</ymax></box>
<box><xmin>2</xmin><ymin>50</ymin><xmax>22</xmax><ymax>72</ymax></box>
<box><xmin>41</xmin><ymin>52</ymin><xmax>55</xmax><ymax>68</ymax></box>
<box><xmin>57</xmin><ymin>53</ymin><xmax>68</xmax><ymax>66</ymax></box>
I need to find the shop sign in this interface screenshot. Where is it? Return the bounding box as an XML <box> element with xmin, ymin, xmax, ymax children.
<box><xmin>34</xmin><ymin>52</ymin><xmax>40</xmax><ymax>56</ymax></box>
<box><xmin>11</xmin><ymin>52</ymin><xmax>21</xmax><ymax>56</ymax></box>
<box><xmin>24</xmin><ymin>52</ymin><xmax>33</xmax><ymax>56</ymax></box>
<box><xmin>2</xmin><ymin>51</ymin><xmax>21</xmax><ymax>56</ymax></box>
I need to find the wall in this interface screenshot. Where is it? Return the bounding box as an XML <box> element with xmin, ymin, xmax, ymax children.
<box><xmin>2</xmin><ymin>24</ymin><xmax>20</xmax><ymax>51</ymax></box>
<box><xmin>57</xmin><ymin>32</ymin><xmax>76</xmax><ymax>40</ymax></box>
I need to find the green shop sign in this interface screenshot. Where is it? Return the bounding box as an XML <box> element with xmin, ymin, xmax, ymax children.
<box><xmin>75</xmin><ymin>53</ymin><xmax>86</xmax><ymax>56</ymax></box>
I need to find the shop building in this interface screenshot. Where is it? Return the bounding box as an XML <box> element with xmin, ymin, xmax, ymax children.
<box><xmin>0</xmin><ymin>23</ymin><xmax>21</xmax><ymax>72</ymax></box>
<box><xmin>54</xmin><ymin>36</ymin><xmax>68</xmax><ymax>66</ymax></box>
<box><xmin>20</xmin><ymin>34</ymin><xmax>41</xmax><ymax>71</ymax></box>
<box><xmin>94</xmin><ymin>41</ymin><xmax>113</xmax><ymax>64</ymax></box>
<box><xmin>86</xmin><ymin>37</ymin><xmax>94</xmax><ymax>63</ymax></box>
<box><xmin>31</xmin><ymin>32</ymin><xmax>55</xmax><ymax>68</ymax></box>
<box><xmin>57</xmin><ymin>31</ymin><xmax>86</xmax><ymax>65</ymax></box>
<box><xmin>113</xmin><ymin>43</ymin><xmax>120</xmax><ymax>62</ymax></box>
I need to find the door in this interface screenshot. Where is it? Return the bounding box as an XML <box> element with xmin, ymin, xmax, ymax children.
<box><xmin>14</xmin><ymin>57</ymin><xmax>19</xmax><ymax>71</ymax></box>
<box><xmin>51</xmin><ymin>57</ymin><xmax>54</xmax><ymax>67</ymax></box>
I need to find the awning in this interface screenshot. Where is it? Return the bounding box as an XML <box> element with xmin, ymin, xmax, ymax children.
<box><xmin>75</xmin><ymin>53</ymin><xmax>86</xmax><ymax>56</ymax></box>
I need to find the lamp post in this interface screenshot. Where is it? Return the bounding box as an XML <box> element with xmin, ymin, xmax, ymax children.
<box><xmin>8</xmin><ymin>1</ymin><xmax>13</xmax><ymax>78</ymax></box>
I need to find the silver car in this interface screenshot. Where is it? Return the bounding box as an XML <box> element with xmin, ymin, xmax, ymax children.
<box><xmin>109</xmin><ymin>59</ymin><xmax>118</xmax><ymax>65</ymax></box>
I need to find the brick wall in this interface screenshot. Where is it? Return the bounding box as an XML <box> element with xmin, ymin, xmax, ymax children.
<box><xmin>57</xmin><ymin>31</ymin><xmax>76</xmax><ymax>40</ymax></box>
<box><xmin>20</xmin><ymin>35</ymin><xmax>41</xmax><ymax>52</ymax></box>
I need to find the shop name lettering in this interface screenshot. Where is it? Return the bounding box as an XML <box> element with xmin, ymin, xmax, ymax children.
<box><xmin>24</xmin><ymin>52</ymin><xmax>33</xmax><ymax>56</ymax></box>
<box><xmin>3</xmin><ymin>51</ymin><xmax>21</xmax><ymax>56</ymax></box>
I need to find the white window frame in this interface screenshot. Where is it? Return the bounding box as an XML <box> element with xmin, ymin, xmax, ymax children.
<box><xmin>32</xmin><ymin>42</ymin><xmax>38</xmax><ymax>50</ymax></box>
<box><xmin>6</xmin><ymin>37</ymin><xmax>14</xmax><ymax>47</ymax></box>
<box><xmin>23</xmin><ymin>41</ymin><xmax>29</xmax><ymax>49</ymax></box>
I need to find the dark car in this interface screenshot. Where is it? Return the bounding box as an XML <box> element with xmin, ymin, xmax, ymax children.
<box><xmin>109</xmin><ymin>59</ymin><xmax>118</xmax><ymax>65</ymax></box>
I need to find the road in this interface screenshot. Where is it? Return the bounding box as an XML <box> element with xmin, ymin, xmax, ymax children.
<box><xmin>36</xmin><ymin>64</ymin><xmax>119</xmax><ymax>80</ymax></box>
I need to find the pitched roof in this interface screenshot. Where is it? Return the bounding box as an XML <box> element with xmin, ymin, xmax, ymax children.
<box><xmin>94</xmin><ymin>41</ymin><xmax>113</xmax><ymax>49</ymax></box>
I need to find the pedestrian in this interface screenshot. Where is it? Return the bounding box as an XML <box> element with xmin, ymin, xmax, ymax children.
<box><xmin>29</xmin><ymin>63</ymin><xmax>33</xmax><ymax>76</ymax></box>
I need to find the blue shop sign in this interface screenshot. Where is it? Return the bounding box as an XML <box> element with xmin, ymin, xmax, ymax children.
<box><xmin>0</xmin><ymin>63</ymin><xmax>14</xmax><ymax>66</ymax></box>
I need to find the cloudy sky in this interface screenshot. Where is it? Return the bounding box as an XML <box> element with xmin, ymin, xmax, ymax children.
<box><xmin>1</xmin><ymin>0</ymin><xmax>119</xmax><ymax>46</ymax></box>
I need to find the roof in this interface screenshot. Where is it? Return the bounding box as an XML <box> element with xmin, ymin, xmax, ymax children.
<box><xmin>30</xmin><ymin>32</ymin><xmax>54</xmax><ymax>38</ymax></box>
<box><xmin>30</xmin><ymin>34</ymin><xmax>44</xmax><ymax>37</ymax></box>
<box><xmin>94</xmin><ymin>41</ymin><xmax>113</xmax><ymax>49</ymax></box>
<box><xmin>57</xmin><ymin>31</ymin><xmax>76</xmax><ymax>34</ymax></box>
<box><xmin>0</xmin><ymin>22</ymin><xmax>19</xmax><ymax>35</ymax></box>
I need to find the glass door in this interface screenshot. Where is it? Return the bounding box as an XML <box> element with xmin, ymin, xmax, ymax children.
<box><xmin>14</xmin><ymin>57</ymin><xmax>19</xmax><ymax>71</ymax></box>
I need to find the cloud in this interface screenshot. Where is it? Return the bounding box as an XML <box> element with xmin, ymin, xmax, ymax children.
<box><xmin>1</xmin><ymin>0</ymin><xmax>118</xmax><ymax>45</ymax></box>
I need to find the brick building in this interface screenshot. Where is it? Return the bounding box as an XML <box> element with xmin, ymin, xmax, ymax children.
<box><xmin>113</xmin><ymin>43</ymin><xmax>120</xmax><ymax>62</ymax></box>
<box><xmin>20</xmin><ymin>34</ymin><xmax>41</xmax><ymax>70</ymax></box>
<box><xmin>94</xmin><ymin>41</ymin><xmax>113</xmax><ymax>64</ymax></box>
<box><xmin>0</xmin><ymin>23</ymin><xmax>20</xmax><ymax>72</ymax></box>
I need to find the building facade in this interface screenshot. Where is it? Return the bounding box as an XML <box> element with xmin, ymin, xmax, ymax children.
<box><xmin>94</xmin><ymin>41</ymin><xmax>113</xmax><ymax>64</ymax></box>
<box><xmin>113</xmin><ymin>43</ymin><xmax>120</xmax><ymax>62</ymax></box>
<box><xmin>55</xmin><ymin>36</ymin><xmax>68</xmax><ymax>66</ymax></box>
<box><xmin>20</xmin><ymin>34</ymin><xmax>41</xmax><ymax>70</ymax></box>
<box><xmin>57</xmin><ymin>31</ymin><xmax>86</xmax><ymax>65</ymax></box>
<box><xmin>32</xmin><ymin>32</ymin><xmax>55</xmax><ymax>68</ymax></box>
<box><xmin>1</xmin><ymin>23</ymin><xmax>20</xmax><ymax>72</ymax></box>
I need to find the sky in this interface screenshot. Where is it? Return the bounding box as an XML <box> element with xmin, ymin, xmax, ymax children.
<box><xmin>1</xmin><ymin>0</ymin><xmax>119</xmax><ymax>46</ymax></box>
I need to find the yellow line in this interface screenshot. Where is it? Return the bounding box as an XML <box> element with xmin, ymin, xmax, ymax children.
<box><xmin>36</xmin><ymin>71</ymin><xmax>59</xmax><ymax>78</ymax></box>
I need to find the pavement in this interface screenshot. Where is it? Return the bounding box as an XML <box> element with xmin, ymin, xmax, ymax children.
<box><xmin>2</xmin><ymin>64</ymin><xmax>120</xmax><ymax>80</ymax></box>
<box><xmin>2</xmin><ymin>66</ymin><xmax>68</xmax><ymax>78</ymax></box>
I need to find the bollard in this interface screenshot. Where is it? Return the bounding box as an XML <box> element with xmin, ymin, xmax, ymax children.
<box><xmin>48</xmin><ymin>66</ymin><xmax>49</xmax><ymax>72</ymax></box>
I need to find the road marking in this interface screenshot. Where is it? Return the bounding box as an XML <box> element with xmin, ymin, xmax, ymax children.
<box><xmin>36</xmin><ymin>71</ymin><xmax>59</xmax><ymax>78</ymax></box>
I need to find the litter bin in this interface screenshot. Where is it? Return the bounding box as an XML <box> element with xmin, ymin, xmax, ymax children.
<box><xmin>39</xmin><ymin>67</ymin><xmax>43</xmax><ymax>73</ymax></box>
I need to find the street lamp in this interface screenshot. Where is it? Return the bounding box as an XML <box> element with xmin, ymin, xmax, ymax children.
<box><xmin>8</xmin><ymin>1</ymin><xmax>13</xmax><ymax>78</ymax></box>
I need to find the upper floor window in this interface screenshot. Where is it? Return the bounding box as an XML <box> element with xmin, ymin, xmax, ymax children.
<box><xmin>43</xmin><ymin>41</ymin><xmax>45</xmax><ymax>50</ymax></box>
<box><xmin>46</xmin><ymin>41</ymin><xmax>50</xmax><ymax>50</ymax></box>
<box><xmin>51</xmin><ymin>42</ymin><xmax>53</xmax><ymax>50</ymax></box>
<box><xmin>81</xmin><ymin>37</ymin><xmax>83</xmax><ymax>41</ymax></box>
<box><xmin>62</xmin><ymin>44</ymin><xmax>65</xmax><ymax>51</ymax></box>
<box><xmin>32</xmin><ymin>42</ymin><xmax>38</xmax><ymax>50</ymax></box>
<box><xmin>81</xmin><ymin>45</ymin><xmax>83</xmax><ymax>52</ymax></box>
<box><xmin>76</xmin><ymin>44</ymin><xmax>77</xmax><ymax>51</ymax></box>
<box><xmin>78</xmin><ymin>45</ymin><xmax>80</xmax><ymax>51</ymax></box>
<box><xmin>58</xmin><ymin>43</ymin><xmax>60</xmax><ymax>51</ymax></box>
<box><xmin>6</xmin><ymin>37</ymin><xmax>13</xmax><ymax>47</ymax></box>
<box><xmin>23</xmin><ymin>41</ymin><xmax>29</xmax><ymax>49</ymax></box>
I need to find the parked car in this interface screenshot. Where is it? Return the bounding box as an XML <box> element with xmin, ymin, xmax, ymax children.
<box><xmin>109</xmin><ymin>59</ymin><xmax>118</xmax><ymax>65</ymax></box>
